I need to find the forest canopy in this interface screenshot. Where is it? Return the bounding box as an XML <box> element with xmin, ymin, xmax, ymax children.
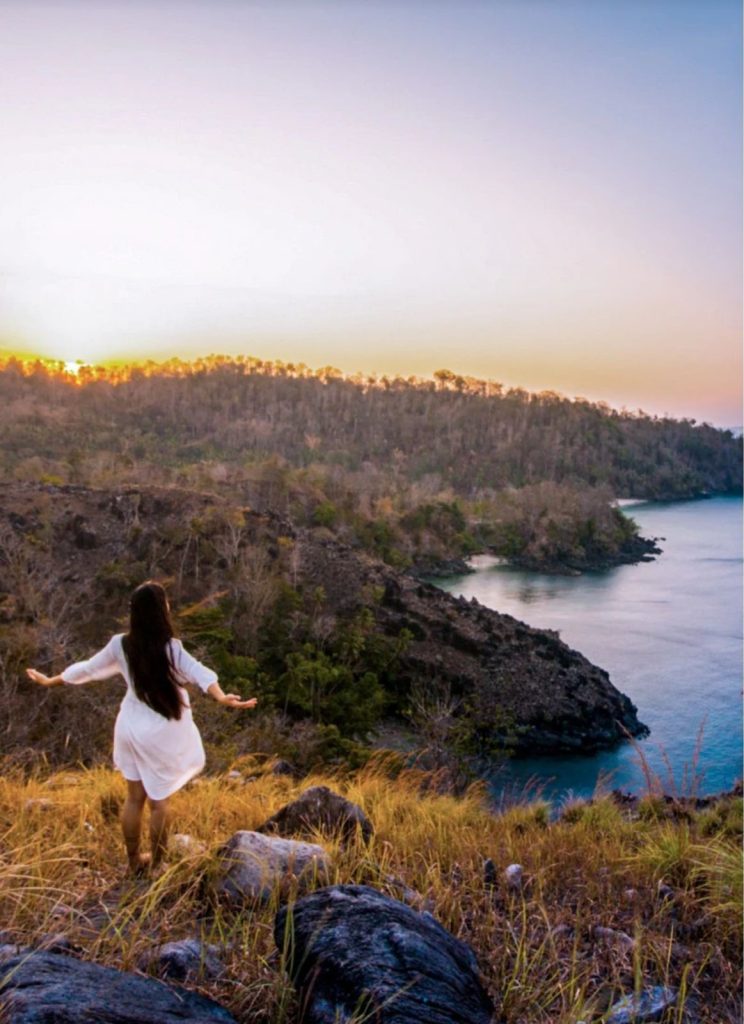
<box><xmin>1</xmin><ymin>354</ymin><xmax>740</xmax><ymax>500</ymax></box>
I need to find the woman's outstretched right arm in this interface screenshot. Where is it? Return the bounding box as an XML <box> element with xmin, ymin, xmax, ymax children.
<box><xmin>25</xmin><ymin>668</ymin><xmax>65</xmax><ymax>687</ymax></box>
<box><xmin>27</xmin><ymin>636</ymin><xmax>121</xmax><ymax>688</ymax></box>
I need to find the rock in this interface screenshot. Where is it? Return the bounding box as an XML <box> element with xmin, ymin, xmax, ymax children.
<box><xmin>23</xmin><ymin>798</ymin><xmax>55</xmax><ymax>812</ymax></box>
<box><xmin>171</xmin><ymin>833</ymin><xmax>208</xmax><ymax>857</ymax></box>
<box><xmin>483</xmin><ymin>857</ymin><xmax>497</xmax><ymax>888</ymax></box>
<box><xmin>0</xmin><ymin>951</ymin><xmax>237</xmax><ymax>1023</ymax></box>
<box><xmin>138</xmin><ymin>938</ymin><xmax>224</xmax><ymax>981</ymax></box>
<box><xmin>677</xmin><ymin>913</ymin><xmax>713</xmax><ymax>941</ymax></box>
<box><xmin>71</xmin><ymin>514</ymin><xmax>97</xmax><ymax>549</ymax></box>
<box><xmin>275</xmin><ymin>884</ymin><xmax>493</xmax><ymax>1024</ymax></box>
<box><xmin>226</xmin><ymin>770</ymin><xmax>242</xmax><ymax>781</ymax></box>
<box><xmin>656</xmin><ymin>881</ymin><xmax>675</xmax><ymax>901</ymax></box>
<box><xmin>504</xmin><ymin>863</ymin><xmax>523</xmax><ymax>891</ymax></box>
<box><xmin>594</xmin><ymin>926</ymin><xmax>636</xmax><ymax>951</ymax></box>
<box><xmin>408</xmin><ymin>557</ymin><xmax>474</xmax><ymax>579</ymax></box>
<box><xmin>382</xmin><ymin>874</ymin><xmax>433</xmax><ymax>911</ymax></box>
<box><xmin>605</xmin><ymin>985</ymin><xmax>678</xmax><ymax>1023</ymax></box>
<box><xmin>270</xmin><ymin>759</ymin><xmax>301</xmax><ymax>777</ymax></box>
<box><xmin>214</xmin><ymin>830</ymin><xmax>329</xmax><ymax>904</ymax></box>
<box><xmin>257</xmin><ymin>785</ymin><xmax>374</xmax><ymax>844</ymax></box>
<box><xmin>36</xmin><ymin>932</ymin><xmax>79</xmax><ymax>955</ymax></box>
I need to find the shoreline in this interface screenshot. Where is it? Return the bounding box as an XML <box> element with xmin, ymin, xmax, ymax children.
<box><xmin>411</xmin><ymin>532</ymin><xmax>663</xmax><ymax>580</ymax></box>
<box><xmin>411</xmin><ymin>491</ymin><xmax>741</xmax><ymax>581</ymax></box>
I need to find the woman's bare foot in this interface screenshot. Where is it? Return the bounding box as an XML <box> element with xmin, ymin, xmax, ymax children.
<box><xmin>127</xmin><ymin>852</ymin><xmax>151</xmax><ymax>877</ymax></box>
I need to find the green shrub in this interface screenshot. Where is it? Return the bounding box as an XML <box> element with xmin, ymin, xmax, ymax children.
<box><xmin>313</xmin><ymin>501</ymin><xmax>338</xmax><ymax>528</ymax></box>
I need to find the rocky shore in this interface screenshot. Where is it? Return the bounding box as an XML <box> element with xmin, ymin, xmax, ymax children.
<box><xmin>408</xmin><ymin>530</ymin><xmax>663</xmax><ymax>579</ymax></box>
<box><xmin>407</xmin><ymin>555</ymin><xmax>475</xmax><ymax>579</ymax></box>
<box><xmin>505</xmin><ymin>532</ymin><xmax>663</xmax><ymax>575</ymax></box>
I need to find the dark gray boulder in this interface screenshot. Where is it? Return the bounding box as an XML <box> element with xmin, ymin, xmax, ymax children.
<box><xmin>0</xmin><ymin>951</ymin><xmax>237</xmax><ymax>1023</ymax></box>
<box><xmin>257</xmin><ymin>785</ymin><xmax>373</xmax><ymax>844</ymax></box>
<box><xmin>274</xmin><ymin>884</ymin><xmax>493</xmax><ymax>1024</ymax></box>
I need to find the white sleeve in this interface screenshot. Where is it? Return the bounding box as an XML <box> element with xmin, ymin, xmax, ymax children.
<box><xmin>61</xmin><ymin>636</ymin><xmax>122</xmax><ymax>685</ymax></box>
<box><xmin>170</xmin><ymin>639</ymin><xmax>218</xmax><ymax>693</ymax></box>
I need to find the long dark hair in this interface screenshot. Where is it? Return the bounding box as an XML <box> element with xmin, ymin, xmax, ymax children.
<box><xmin>122</xmin><ymin>581</ymin><xmax>184</xmax><ymax>720</ymax></box>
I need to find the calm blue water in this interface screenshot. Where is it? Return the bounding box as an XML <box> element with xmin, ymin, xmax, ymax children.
<box><xmin>435</xmin><ymin>497</ymin><xmax>743</xmax><ymax>799</ymax></box>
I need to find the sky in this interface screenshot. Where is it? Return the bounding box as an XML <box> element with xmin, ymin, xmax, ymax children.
<box><xmin>0</xmin><ymin>0</ymin><xmax>741</xmax><ymax>425</ymax></box>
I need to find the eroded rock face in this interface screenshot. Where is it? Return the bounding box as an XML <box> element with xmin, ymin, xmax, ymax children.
<box><xmin>274</xmin><ymin>884</ymin><xmax>493</xmax><ymax>1024</ymax></box>
<box><xmin>214</xmin><ymin>830</ymin><xmax>329</xmax><ymax>905</ymax></box>
<box><xmin>257</xmin><ymin>786</ymin><xmax>373</xmax><ymax>844</ymax></box>
<box><xmin>0</xmin><ymin>951</ymin><xmax>236</xmax><ymax>1024</ymax></box>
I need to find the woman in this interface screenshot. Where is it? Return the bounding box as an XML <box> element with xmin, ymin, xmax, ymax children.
<box><xmin>26</xmin><ymin>581</ymin><xmax>257</xmax><ymax>874</ymax></box>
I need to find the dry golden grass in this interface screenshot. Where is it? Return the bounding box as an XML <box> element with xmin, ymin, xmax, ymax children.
<box><xmin>0</xmin><ymin>759</ymin><xmax>741</xmax><ymax>1023</ymax></box>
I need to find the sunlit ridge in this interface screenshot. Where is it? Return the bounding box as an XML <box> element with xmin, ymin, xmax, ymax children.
<box><xmin>0</xmin><ymin>350</ymin><xmax>718</xmax><ymax>426</ymax></box>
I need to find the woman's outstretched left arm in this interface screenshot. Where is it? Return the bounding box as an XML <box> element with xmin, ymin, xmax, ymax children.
<box><xmin>170</xmin><ymin>639</ymin><xmax>257</xmax><ymax>709</ymax></box>
<box><xmin>206</xmin><ymin>681</ymin><xmax>258</xmax><ymax>709</ymax></box>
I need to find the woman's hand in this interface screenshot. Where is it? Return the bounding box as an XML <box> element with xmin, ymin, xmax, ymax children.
<box><xmin>26</xmin><ymin>668</ymin><xmax>64</xmax><ymax>687</ymax></box>
<box><xmin>219</xmin><ymin>694</ymin><xmax>258</xmax><ymax>709</ymax></box>
<box><xmin>207</xmin><ymin>681</ymin><xmax>258</xmax><ymax>708</ymax></box>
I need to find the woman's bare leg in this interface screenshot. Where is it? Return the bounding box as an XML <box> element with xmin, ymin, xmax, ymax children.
<box><xmin>122</xmin><ymin>780</ymin><xmax>148</xmax><ymax>872</ymax></box>
<box><xmin>148</xmin><ymin>797</ymin><xmax>170</xmax><ymax>868</ymax></box>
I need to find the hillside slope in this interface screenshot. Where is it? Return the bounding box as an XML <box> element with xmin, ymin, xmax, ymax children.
<box><xmin>0</xmin><ymin>482</ymin><xmax>646</xmax><ymax>766</ymax></box>
<box><xmin>0</xmin><ymin>357</ymin><xmax>740</xmax><ymax>499</ymax></box>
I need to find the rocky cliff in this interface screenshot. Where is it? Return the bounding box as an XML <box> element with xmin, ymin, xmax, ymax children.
<box><xmin>298</xmin><ymin>531</ymin><xmax>647</xmax><ymax>753</ymax></box>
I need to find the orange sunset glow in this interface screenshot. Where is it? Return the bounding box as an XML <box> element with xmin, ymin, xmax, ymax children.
<box><xmin>0</xmin><ymin>1</ymin><xmax>741</xmax><ymax>425</ymax></box>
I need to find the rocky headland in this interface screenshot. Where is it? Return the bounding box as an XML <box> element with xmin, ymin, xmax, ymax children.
<box><xmin>0</xmin><ymin>481</ymin><xmax>648</xmax><ymax>763</ymax></box>
<box><xmin>311</xmin><ymin>540</ymin><xmax>648</xmax><ymax>753</ymax></box>
<box><xmin>502</xmin><ymin>530</ymin><xmax>663</xmax><ymax>575</ymax></box>
<box><xmin>410</xmin><ymin>531</ymin><xmax>663</xmax><ymax>578</ymax></box>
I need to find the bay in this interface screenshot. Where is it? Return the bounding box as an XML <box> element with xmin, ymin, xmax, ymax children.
<box><xmin>434</xmin><ymin>496</ymin><xmax>743</xmax><ymax>799</ymax></box>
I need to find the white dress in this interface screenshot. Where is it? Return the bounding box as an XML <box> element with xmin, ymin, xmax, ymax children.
<box><xmin>61</xmin><ymin>634</ymin><xmax>217</xmax><ymax>800</ymax></box>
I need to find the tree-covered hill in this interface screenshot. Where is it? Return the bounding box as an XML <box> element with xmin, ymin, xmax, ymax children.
<box><xmin>1</xmin><ymin>356</ymin><xmax>740</xmax><ymax>499</ymax></box>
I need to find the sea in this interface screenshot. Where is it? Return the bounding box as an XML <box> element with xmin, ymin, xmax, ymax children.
<box><xmin>434</xmin><ymin>496</ymin><xmax>743</xmax><ymax>800</ymax></box>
